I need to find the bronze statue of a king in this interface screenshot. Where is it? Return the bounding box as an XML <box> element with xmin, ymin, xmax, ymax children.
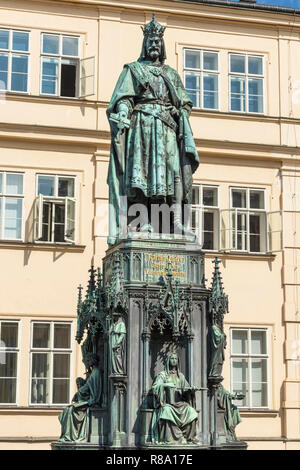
<box><xmin>106</xmin><ymin>14</ymin><xmax>199</xmax><ymax>245</ymax></box>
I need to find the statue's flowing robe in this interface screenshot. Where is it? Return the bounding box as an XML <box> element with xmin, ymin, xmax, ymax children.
<box><xmin>217</xmin><ymin>385</ymin><xmax>242</xmax><ymax>441</ymax></box>
<box><xmin>106</xmin><ymin>61</ymin><xmax>199</xmax><ymax>245</ymax></box>
<box><xmin>151</xmin><ymin>367</ymin><xmax>198</xmax><ymax>443</ymax></box>
<box><xmin>109</xmin><ymin>320</ymin><xmax>126</xmax><ymax>375</ymax></box>
<box><xmin>58</xmin><ymin>367</ymin><xmax>102</xmax><ymax>442</ymax></box>
<box><xmin>208</xmin><ymin>324</ymin><xmax>226</xmax><ymax>377</ymax></box>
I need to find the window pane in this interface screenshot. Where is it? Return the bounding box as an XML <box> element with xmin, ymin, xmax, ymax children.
<box><xmin>53</xmin><ymin>354</ymin><xmax>70</xmax><ymax>378</ymax></box>
<box><xmin>41</xmin><ymin>57</ymin><xmax>58</xmax><ymax>95</ymax></box>
<box><xmin>250</xmin><ymin>214</ymin><xmax>260</xmax><ymax>235</ymax></box>
<box><xmin>0</xmin><ymin>173</ymin><xmax>2</xmax><ymax>193</ymax></box>
<box><xmin>62</xmin><ymin>36</ymin><xmax>78</xmax><ymax>56</ymax></box>
<box><xmin>203</xmin><ymin>52</ymin><xmax>218</xmax><ymax>71</ymax></box>
<box><xmin>232</xmin><ymin>189</ymin><xmax>246</xmax><ymax>208</ymax></box>
<box><xmin>6</xmin><ymin>174</ymin><xmax>23</xmax><ymax>195</ymax></box>
<box><xmin>248</xmin><ymin>78</ymin><xmax>263</xmax><ymax>113</ymax></box>
<box><xmin>11</xmin><ymin>73</ymin><xmax>28</xmax><ymax>92</ymax></box>
<box><xmin>0</xmin><ymin>30</ymin><xmax>9</xmax><ymax>50</ymax></box>
<box><xmin>4</xmin><ymin>198</ymin><xmax>22</xmax><ymax>239</ymax></box>
<box><xmin>252</xmin><ymin>382</ymin><xmax>268</xmax><ymax>407</ymax></box>
<box><xmin>0</xmin><ymin>378</ymin><xmax>16</xmax><ymax>403</ymax></box>
<box><xmin>38</xmin><ymin>175</ymin><xmax>55</xmax><ymax>196</ymax></box>
<box><xmin>0</xmin><ymin>352</ymin><xmax>17</xmax><ymax>377</ymax></box>
<box><xmin>0</xmin><ymin>53</ymin><xmax>8</xmax><ymax>90</ymax></box>
<box><xmin>230</xmin><ymin>76</ymin><xmax>245</xmax><ymax>112</ymax></box>
<box><xmin>185</xmin><ymin>72</ymin><xmax>200</xmax><ymax>107</ymax></box>
<box><xmin>31</xmin><ymin>352</ymin><xmax>50</xmax><ymax>404</ymax></box>
<box><xmin>248</xmin><ymin>56</ymin><xmax>263</xmax><ymax>75</ymax></box>
<box><xmin>58</xmin><ymin>177</ymin><xmax>74</xmax><ymax>197</ymax></box>
<box><xmin>204</xmin><ymin>211</ymin><xmax>213</xmax><ymax>231</ymax></box>
<box><xmin>0</xmin><ymin>53</ymin><xmax>8</xmax><ymax>71</ymax></box>
<box><xmin>54</xmin><ymin>324</ymin><xmax>71</xmax><ymax>349</ymax></box>
<box><xmin>250</xmin><ymin>190</ymin><xmax>264</xmax><ymax>209</ymax></box>
<box><xmin>232</xmin><ymin>358</ymin><xmax>248</xmax><ymax>383</ymax></box>
<box><xmin>0</xmin><ymin>322</ymin><xmax>18</xmax><ymax>348</ymax></box>
<box><xmin>203</xmin><ymin>187</ymin><xmax>218</xmax><ymax>206</ymax></box>
<box><xmin>203</xmin><ymin>74</ymin><xmax>218</xmax><ymax>109</ymax></box>
<box><xmin>230</xmin><ymin>54</ymin><xmax>245</xmax><ymax>74</ymax></box>
<box><xmin>251</xmin><ymin>331</ymin><xmax>267</xmax><ymax>354</ymax></box>
<box><xmin>192</xmin><ymin>187</ymin><xmax>200</xmax><ymax>205</ymax></box>
<box><xmin>185</xmin><ymin>50</ymin><xmax>200</xmax><ymax>69</ymax></box>
<box><xmin>232</xmin><ymin>330</ymin><xmax>248</xmax><ymax>354</ymax></box>
<box><xmin>53</xmin><ymin>378</ymin><xmax>69</xmax><ymax>404</ymax></box>
<box><xmin>0</xmin><ymin>71</ymin><xmax>8</xmax><ymax>90</ymax></box>
<box><xmin>42</xmin><ymin>34</ymin><xmax>59</xmax><ymax>54</ymax></box>
<box><xmin>251</xmin><ymin>358</ymin><xmax>267</xmax><ymax>382</ymax></box>
<box><xmin>32</xmin><ymin>323</ymin><xmax>50</xmax><ymax>348</ymax></box>
<box><xmin>12</xmin><ymin>32</ymin><xmax>29</xmax><ymax>52</ymax></box>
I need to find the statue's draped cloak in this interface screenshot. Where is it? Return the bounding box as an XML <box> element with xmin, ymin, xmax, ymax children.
<box><xmin>209</xmin><ymin>324</ymin><xmax>226</xmax><ymax>377</ymax></box>
<box><xmin>217</xmin><ymin>385</ymin><xmax>242</xmax><ymax>440</ymax></box>
<box><xmin>58</xmin><ymin>366</ymin><xmax>102</xmax><ymax>442</ymax></box>
<box><xmin>109</xmin><ymin>319</ymin><xmax>126</xmax><ymax>375</ymax></box>
<box><xmin>106</xmin><ymin>61</ymin><xmax>199</xmax><ymax>244</ymax></box>
<box><xmin>151</xmin><ymin>357</ymin><xmax>198</xmax><ymax>443</ymax></box>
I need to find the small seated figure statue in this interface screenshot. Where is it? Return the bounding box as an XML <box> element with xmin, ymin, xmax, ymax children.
<box><xmin>58</xmin><ymin>353</ymin><xmax>102</xmax><ymax>442</ymax></box>
<box><xmin>151</xmin><ymin>352</ymin><xmax>199</xmax><ymax>445</ymax></box>
<box><xmin>217</xmin><ymin>384</ymin><xmax>244</xmax><ymax>442</ymax></box>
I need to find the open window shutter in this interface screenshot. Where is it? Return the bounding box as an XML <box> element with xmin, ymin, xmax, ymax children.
<box><xmin>79</xmin><ymin>56</ymin><xmax>95</xmax><ymax>98</ymax></box>
<box><xmin>64</xmin><ymin>197</ymin><xmax>76</xmax><ymax>243</ymax></box>
<box><xmin>34</xmin><ymin>194</ymin><xmax>43</xmax><ymax>241</ymax></box>
<box><xmin>267</xmin><ymin>211</ymin><xmax>283</xmax><ymax>253</ymax></box>
<box><xmin>219</xmin><ymin>209</ymin><xmax>232</xmax><ymax>251</ymax></box>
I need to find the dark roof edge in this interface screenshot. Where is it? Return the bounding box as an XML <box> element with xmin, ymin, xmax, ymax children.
<box><xmin>174</xmin><ymin>0</ymin><xmax>300</xmax><ymax>16</ymax></box>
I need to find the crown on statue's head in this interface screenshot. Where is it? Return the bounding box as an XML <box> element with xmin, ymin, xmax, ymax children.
<box><xmin>141</xmin><ymin>13</ymin><xmax>166</xmax><ymax>38</ymax></box>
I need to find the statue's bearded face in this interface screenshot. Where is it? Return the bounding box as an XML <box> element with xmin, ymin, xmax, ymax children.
<box><xmin>146</xmin><ymin>35</ymin><xmax>162</xmax><ymax>61</ymax></box>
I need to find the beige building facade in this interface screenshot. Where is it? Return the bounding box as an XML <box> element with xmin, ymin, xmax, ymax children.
<box><xmin>0</xmin><ymin>0</ymin><xmax>299</xmax><ymax>450</ymax></box>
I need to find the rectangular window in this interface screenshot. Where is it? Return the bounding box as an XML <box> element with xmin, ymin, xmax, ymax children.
<box><xmin>30</xmin><ymin>322</ymin><xmax>72</xmax><ymax>405</ymax></box>
<box><xmin>192</xmin><ymin>185</ymin><xmax>219</xmax><ymax>250</ymax></box>
<box><xmin>229</xmin><ymin>53</ymin><xmax>264</xmax><ymax>114</ymax></box>
<box><xmin>0</xmin><ymin>172</ymin><xmax>24</xmax><ymax>240</ymax></box>
<box><xmin>41</xmin><ymin>33</ymin><xmax>79</xmax><ymax>97</ymax></box>
<box><xmin>231</xmin><ymin>328</ymin><xmax>269</xmax><ymax>408</ymax></box>
<box><xmin>34</xmin><ymin>174</ymin><xmax>76</xmax><ymax>244</ymax></box>
<box><xmin>0</xmin><ymin>321</ymin><xmax>19</xmax><ymax>404</ymax></box>
<box><xmin>230</xmin><ymin>187</ymin><xmax>266</xmax><ymax>253</ymax></box>
<box><xmin>184</xmin><ymin>49</ymin><xmax>219</xmax><ymax>110</ymax></box>
<box><xmin>0</xmin><ymin>29</ymin><xmax>29</xmax><ymax>93</ymax></box>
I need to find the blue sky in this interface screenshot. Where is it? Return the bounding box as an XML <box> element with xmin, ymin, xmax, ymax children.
<box><xmin>234</xmin><ymin>0</ymin><xmax>300</xmax><ymax>8</ymax></box>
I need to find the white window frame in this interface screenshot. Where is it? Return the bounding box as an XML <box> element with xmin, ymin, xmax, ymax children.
<box><xmin>224</xmin><ymin>187</ymin><xmax>267</xmax><ymax>254</ymax></box>
<box><xmin>0</xmin><ymin>171</ymin><xmax>24</xmax><ymax>241</ymax></box>
<box><xmin>0</xmin><ymin>28</ymin><xmax>30</xmax><ymax>94</ymax></box>
<box><xmin>29</xmin><ymin>321</ymin><xmax>73</xmax><ymax>406</ymax></box>
<box><xmin>183</xmin><ymin>48</ymin><xmax>220</xmax><ymax>111</ymax></box>
<box><xmin>192</xmin><ymin>184</ymin><xmax>219</xmax><ymax>251</ymax></box>
<box><xmin>34</xmin><ymin>174</ymin><xmax>76</xmax><ymax>244</ymax></box>
<box><xmin>0</xmin><ymin>320</ymin><xmax>20</xmax><ymax>405</ymax></box>
<box><xmin>228</xmin><ymin>52</ymin><xmax>265</xmax><ymax>115</ymax></box>
<box><xmin>230</xmin><ymin>327</ymin><xmax>270</xmax><ymax>409</ymax></box>
<box><xmin>40</xmin><ymin>33</ymin><xmax>80</xmax><ymax>97</ymax></box>
<box><xmin>40</xmin><ymin>33</ymin><xmax>95</xmax><ymax>98</ymax></box>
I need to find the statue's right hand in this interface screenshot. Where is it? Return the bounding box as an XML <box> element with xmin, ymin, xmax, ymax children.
<box><xmin>163</xmin><ymin>382</ymin><xmax>175</xmax><ymax>388</ymax></box>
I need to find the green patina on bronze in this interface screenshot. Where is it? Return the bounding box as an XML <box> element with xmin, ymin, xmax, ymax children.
<box><xmin>151</xmin><ymin>353</ymin><xmax>199</xmax><ymax>445</ymax></box>
<box><xmin>217</xmin><ymin>385</ymin><xmax>244</xmax><ymax>442</ymax></box>
<box><xmin>106</xmin><ymin>14</ymin><xmax>199</xmax><ymax>245</ymax></box>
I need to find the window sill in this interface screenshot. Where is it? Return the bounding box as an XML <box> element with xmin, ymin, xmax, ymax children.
<box><xmin>0</xmin><ymin>240</ymin><xmax>86</xmax><ymax>252</ymax></box>
<box><xmin>239</xmin><ymin>409</ymin><xmax>279</xmax><ymax>416</ymax></box>
<box><xmin>0</xmin><ymin>405</ymin><xmax>66</xmax><ymax>411</ymax></box>
<box><xmin>205</xmin><ymin>251</ymin><xmax>276</xmax><ymax>261</ymax></box>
